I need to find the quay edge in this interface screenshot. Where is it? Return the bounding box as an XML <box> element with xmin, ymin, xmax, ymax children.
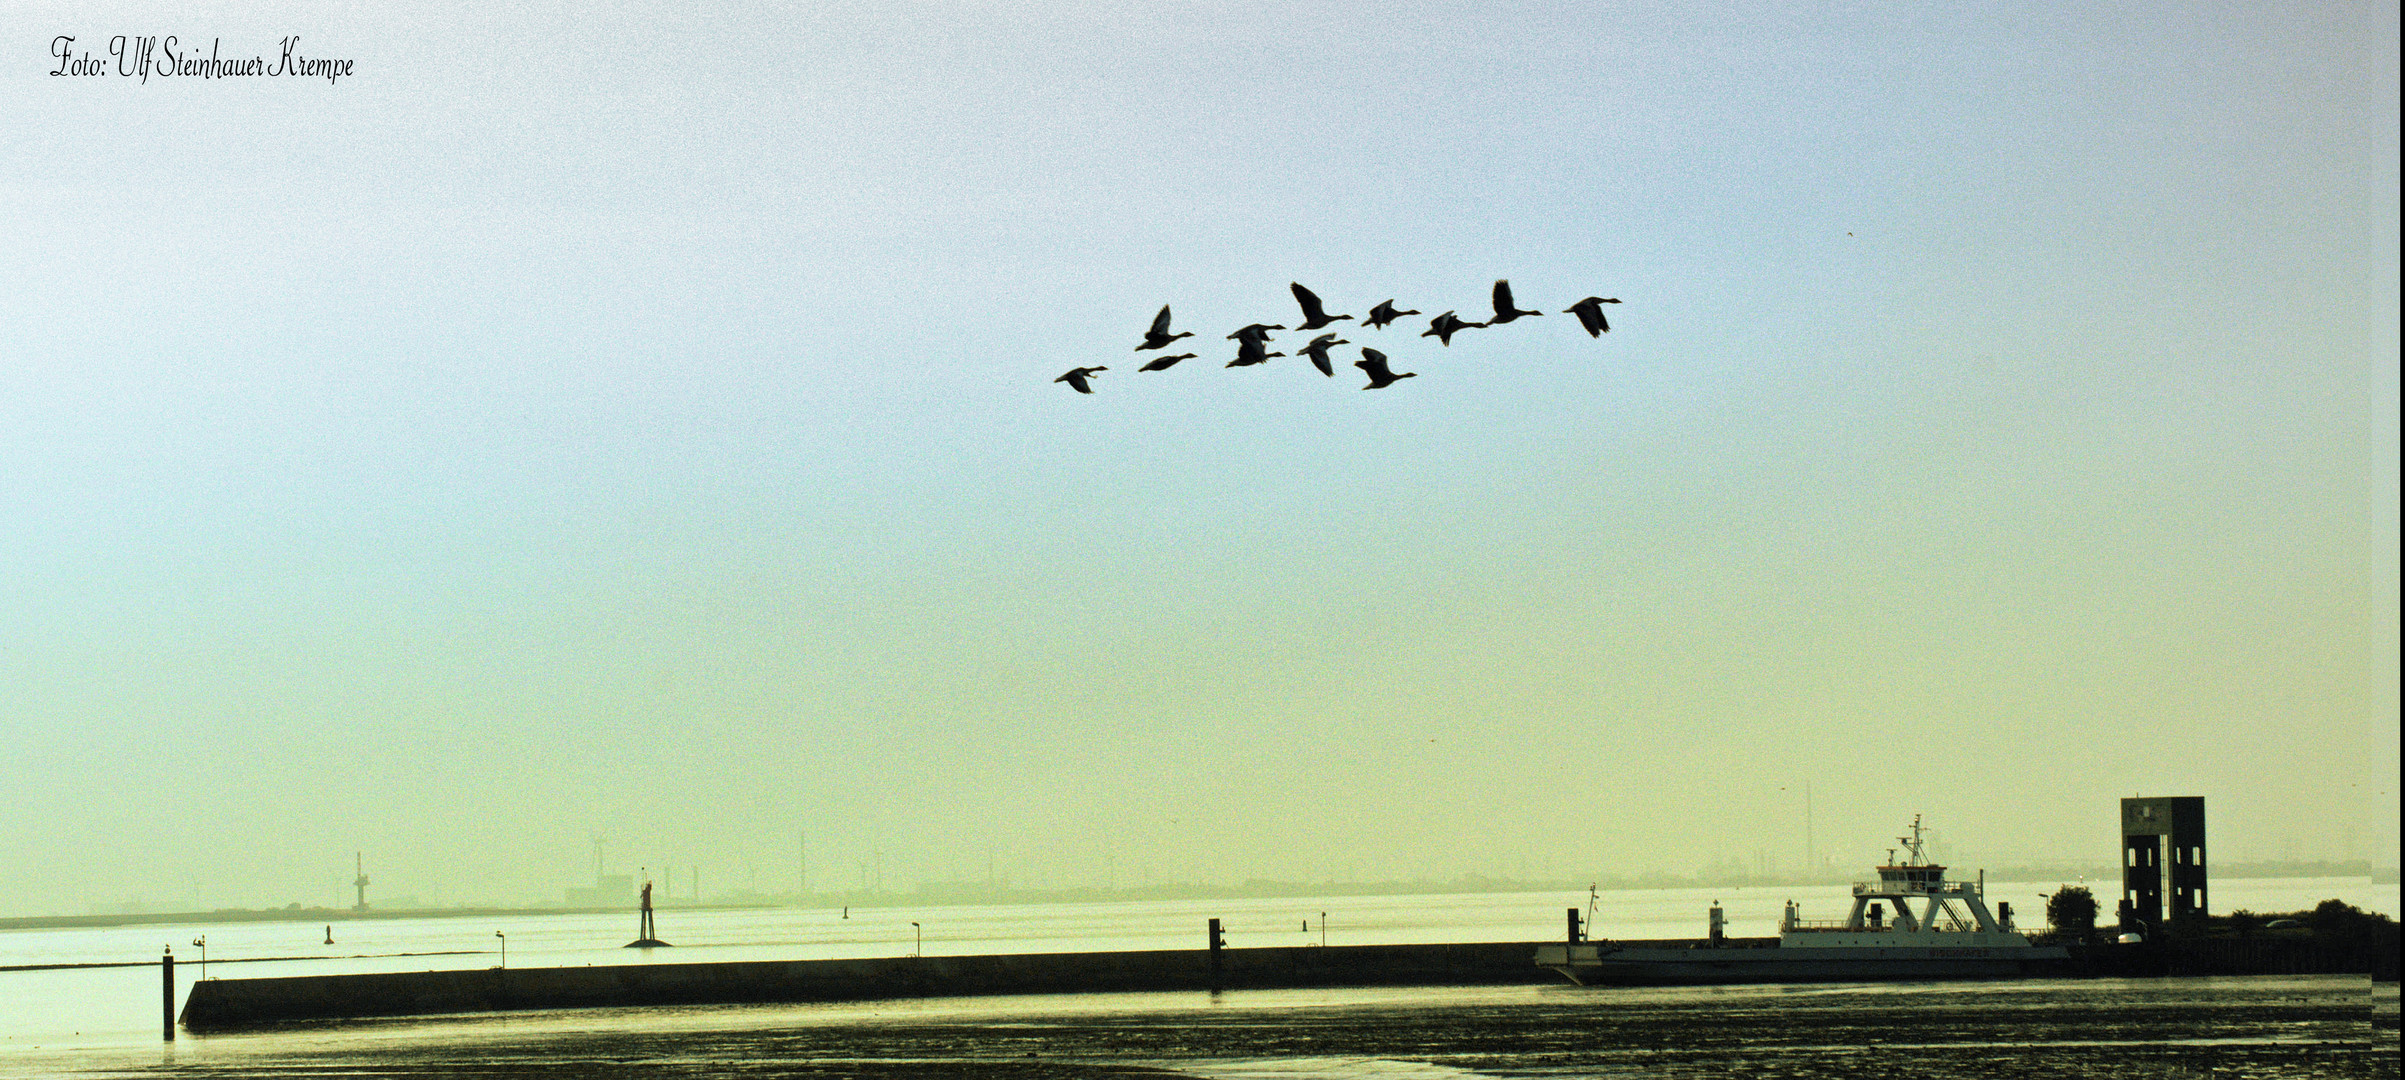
<box><xmin>178</xmin><ymin>941</ymin><xmax>1552</xmax><ymax>1030</ymax></box>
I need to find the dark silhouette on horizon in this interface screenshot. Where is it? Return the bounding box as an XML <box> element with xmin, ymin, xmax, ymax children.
<box><xmin>1055</xmin><ymin>366</ymin><xmax>1106</xmax><ymax>393</ymax></box>
<box><xmin>1565</xmin><ymin>296</ymin><xmax>1621</xmax><ymax>337</ymax></box>
<box><xmin>1136</xmin><ymin>305</ymin><xmax>1193</xmax><ymax>351</ymax></box>
<box><xmin>626</xmin><ymin>878</ymin><xmax>671</xmax><ymax>948</ymax></box>
<box><xmin>1355</xmin><ymin>348</ymin><xmax>1416</xmax><ymax>389</ymax></box>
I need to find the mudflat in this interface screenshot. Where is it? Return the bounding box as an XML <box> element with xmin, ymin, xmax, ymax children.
<box><xmin>52</xmin><ymin>976</ymin><xmax>2397</xmax><ymax>1079</ymax></box>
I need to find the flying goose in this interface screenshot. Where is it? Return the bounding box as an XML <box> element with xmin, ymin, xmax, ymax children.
<box><xmin>1289</xmin><ymin>283</ymin><xmax>1354</xmax><ymax>331</ymax></box>
<box><xmin>1564</xmin><ymin>296</ymin><xmax>1621</xmax><ymax>337</ymax></box>
<box><xmin>1055</xmin><ymin>366</ymin><xmax>1106</xmax><ymax>393</ymax></box>
<box><xmin>1297</xmin><ymin>333</ymin><xmax>1350</xmax><ymax>376</ymax></box>
<box><xmin>1421</xmin><ymin>311</ymin><xmax>1484</xmax><ymax>346</ymax></box>
<box><xmin>1227</xmin><ymin>336</ymin><xmax>1284</xmax><ymax>367</ymax></box>
<box><xmin>1136</xmin><ymin>305</ymin><xmax>1194</xmax><ymax>351</ymax></box>
<box><xmin>1138</xmin><ymin>352</ymin><xmax>1197</xmax><ymax>372</ymax></box>
<box><xmin>1355</xmin><ymin>348</ymin><xmax>1416</xmax><ymax>389</ymax></box>
<box><xmin>1363</xmin><ymin>300</ymin><xmax>1420</xmax><ymax>329</ymax></box>
<box><xmin>1486</xmin><ymin>279</ymin><xmax>1542</xmax><ymax>324</ymax></box>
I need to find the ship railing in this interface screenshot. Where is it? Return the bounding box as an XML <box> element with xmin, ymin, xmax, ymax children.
<box><xmin>1782</xmin><ymin>918</ymin><xmax>1855</xmax><ymax>931</ymax></box>
<box><xmin>1853</xmin><ymin>880</ymin><xmax>1946</xmax><ymax>895</ymax></box>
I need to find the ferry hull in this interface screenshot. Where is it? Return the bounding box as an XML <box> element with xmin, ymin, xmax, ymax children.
<box><xmin>1537</xmin><ymin>817</ymin><xmax>2074</xmax><ymax>987</ymax></box>
<box><xmin>1535</xmin><ymin>943</ymin><xmax>2073</xmax><ymax>986</ymax></box>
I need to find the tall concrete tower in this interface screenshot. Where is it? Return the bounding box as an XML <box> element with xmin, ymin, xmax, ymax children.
<box><xmin>2120</xmin><ymin>796</ymin><xmax>2205</xmax><ymax>931</ymax></box>
<box><xmin>353</xmin><ymin>852</ymin><xmax>371</xmax><ymax>911</ymax></box>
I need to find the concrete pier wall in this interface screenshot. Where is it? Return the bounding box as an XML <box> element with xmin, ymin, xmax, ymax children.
<box><xmin>180</xmin><ymin>941</ymin><xmax>1554</xmax><ymax>1030</ymax></box>
<box><xmin>178</xmin><ymin>934</ymin><xmax>2392</xmax><ymax>1030</ymax></box>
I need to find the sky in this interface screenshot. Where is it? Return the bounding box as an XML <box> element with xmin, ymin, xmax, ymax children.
<box><xmin>2</xmin><ymin>0</ymin><xmax>2396</xmax><ymax>915</ymax></box>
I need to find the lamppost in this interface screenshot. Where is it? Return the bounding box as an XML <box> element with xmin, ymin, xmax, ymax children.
<box><xmin>191</xmin><ymin>936</ymin><xmax>207</xmax><ymax>981</ymax></box>
<box><xmin>911</xmin><ymin>921</ymin><xmax>922</xmax><ymax>957</ymax></box>
<box><xmin>1319</xmin><ymin>913</ymin><xmax>1326</xmax><ymax>949</ymax></box>
<box><xmin>495</xmin><ymin>931</ymin><xmax>506</xmax><ymax>970</ymax></box>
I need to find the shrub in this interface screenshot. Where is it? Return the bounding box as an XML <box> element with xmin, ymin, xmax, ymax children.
<box><xmin>2047</xmin><ymin>885</ymin><xmax>2099</xmax><ymax>939</ymax></box>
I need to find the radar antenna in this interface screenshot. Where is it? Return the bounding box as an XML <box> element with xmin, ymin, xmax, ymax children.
<box><xmin>1896</xmin><ymin>814</ymin><xmax>1928</xmax><ymax>866</ymax></box>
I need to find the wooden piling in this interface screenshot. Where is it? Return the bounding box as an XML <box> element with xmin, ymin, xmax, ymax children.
<box><xmin>1207</xmin><ymin>918</ymin><xmax>1225</xmax><ymax>991</ymax></box>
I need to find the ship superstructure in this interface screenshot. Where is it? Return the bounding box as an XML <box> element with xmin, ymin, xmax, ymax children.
<box><xmin>1537</xmin><ymin>815</ymin><xmax>2067</xmax><ymax>986</ymax></box>
<box><xmin>1777</xmin><ymin>814</ymin><xmax>2028</xmax><ymax>949</ymax></box>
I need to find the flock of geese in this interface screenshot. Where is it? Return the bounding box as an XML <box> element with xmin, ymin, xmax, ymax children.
<box><xmin>1054</xmin><ymin>280</ymin><xmax>1622</xmax><ymax>394</ymax></box>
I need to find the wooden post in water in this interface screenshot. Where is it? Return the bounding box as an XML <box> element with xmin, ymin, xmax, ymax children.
<box><xmin>161</xmin><ymin>947</ymin><xmax>175</xmax><ymax>1041</ymax></box>
<box><xmin>1207</xmin><ymin>918</ymin><xmax>1225</xmax><ymax>992</ymax></box>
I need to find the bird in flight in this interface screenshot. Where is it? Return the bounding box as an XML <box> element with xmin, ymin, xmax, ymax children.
<box><xmin>1136</xmin><ymin>305</ymin><xmax>1193</xmax><ymax>351</ymax></box>
<box><xmin>1297</xmin><ymin>333</ymin><xmax>1350</xmax><ymax>377</ymax></box>
<box><xmin>1563</xmin><ymin>296</ymin><xmax>1621</xmax><ymax>337</ymax></box>
<box><xmin>1138</xmin><ymin>352</ymin><xmax>1197</xmax><ymax>372</ymax></box>
<box><xmin>1485</xmin><ymin>279</ymin><xmax>1543</xmax><ymax>325</ymax></box>
<box><xmin>1362</xmin><ymin>300</ymin><xmax>1420</xmax><ymax>329</ymax></box>
<box><xmin>1055</xmin><ymin>366</ymin><xmax>1106</xmax><ymax>393</ymax></box>
<box><xmin>1227</xmin><ymin>323</ymin><xmax>1285</xmax><ymax>342</ymax></box>
<box><xmin>1227</xmin><ymin>336</ymin><xmax>1284</xmax><ymax>367</ymax></box>
<box><xmin>1421</xmin><ymin>311</ymin><xmax>1484</xmax><ymax>346</ymax></box>
<box><xmin>1355</xmin><ymin>348</ymin><xmax>1416</xmax><ymax>389</ymax></box>
<box><xmin>1289</xmin><ymin>283</ymin><xmax>1354</xmax><ymax>331</ymax></box>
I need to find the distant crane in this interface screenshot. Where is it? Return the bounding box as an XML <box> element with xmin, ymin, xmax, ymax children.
<box><xmin>353</xmin><ymin>852</ymin><xmax>370</xmax><ymax>911</ymax></box>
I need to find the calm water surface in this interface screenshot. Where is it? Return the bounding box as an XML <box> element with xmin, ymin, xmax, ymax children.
<box><xmin>2</xmin><ymin>880</ymin><xmax>2391</xmax><ymax>1078</ymax></box>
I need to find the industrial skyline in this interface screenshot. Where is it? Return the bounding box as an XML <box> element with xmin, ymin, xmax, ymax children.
<box><xmin>72</xmin><ymin>834</ymin><xmax>2398</xmax><ymax>918</ymax></box>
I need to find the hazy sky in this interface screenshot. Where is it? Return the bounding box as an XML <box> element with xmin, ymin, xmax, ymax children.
<box><xmin>4</xmin><ymin>0</ymin><xmax>2395</xmax><ymax>914</ymax></box>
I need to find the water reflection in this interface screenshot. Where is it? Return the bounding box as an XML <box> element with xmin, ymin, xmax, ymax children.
<box><xmin>0</xmin><ymin>878</ymin><xmax>2390</xmax><ymax>1069</ymax></box>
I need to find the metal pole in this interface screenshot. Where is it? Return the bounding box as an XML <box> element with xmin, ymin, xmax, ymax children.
<box><xmin>161</xmin><ymin>948</ymin><xmax>175</xmax><ymax>1041</ymax></box>
<box><xmin>1207</xmin><ymin>918</ymin><xmax>1224</xmax><ymax>992</ymax></box>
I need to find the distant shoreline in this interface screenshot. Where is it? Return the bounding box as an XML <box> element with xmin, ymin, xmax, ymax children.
<box><xmin>0</xmin><ymin>905</ymin><xmax>649</xmax><ymax>933</ymax></box>
<box><xmin>6</xmin><ymin>867</ymin><xmax>2392</xmax><ymax>933</ymax></box>
<box><xmin>0</xmin><ymin>949</ymin><xmax>479</xmax><ymax>972</ymax></box>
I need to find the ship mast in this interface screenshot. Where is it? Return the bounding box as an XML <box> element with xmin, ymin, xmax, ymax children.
<box><xmin>1896</xmin><ymin>814</ymin><xmax>1928</xmax><ymax>867</ymax></box>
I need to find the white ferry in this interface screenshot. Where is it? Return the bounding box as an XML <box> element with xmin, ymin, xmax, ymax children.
<box><xmin>1537</xmin><ymin>816</ymin><xmax>2072</xmax><ymax>985</ymax></box>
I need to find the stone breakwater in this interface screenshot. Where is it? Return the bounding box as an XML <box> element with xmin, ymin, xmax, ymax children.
<box><xmin>177</xmin><ymin>935</ymin><xmax>2389</xmax><ymax>1030</ymax></box>
<box><xmin>180</xmin><ymin>941</ymin><xmax>1554</xmax><ymax>1029</ymax></box>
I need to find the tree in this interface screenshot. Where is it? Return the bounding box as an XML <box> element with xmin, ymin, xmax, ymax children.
<box><xmin>2047</xmin><ymin>885</ymin><xmax>2098</xmax><ymax>940</ymax></box>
